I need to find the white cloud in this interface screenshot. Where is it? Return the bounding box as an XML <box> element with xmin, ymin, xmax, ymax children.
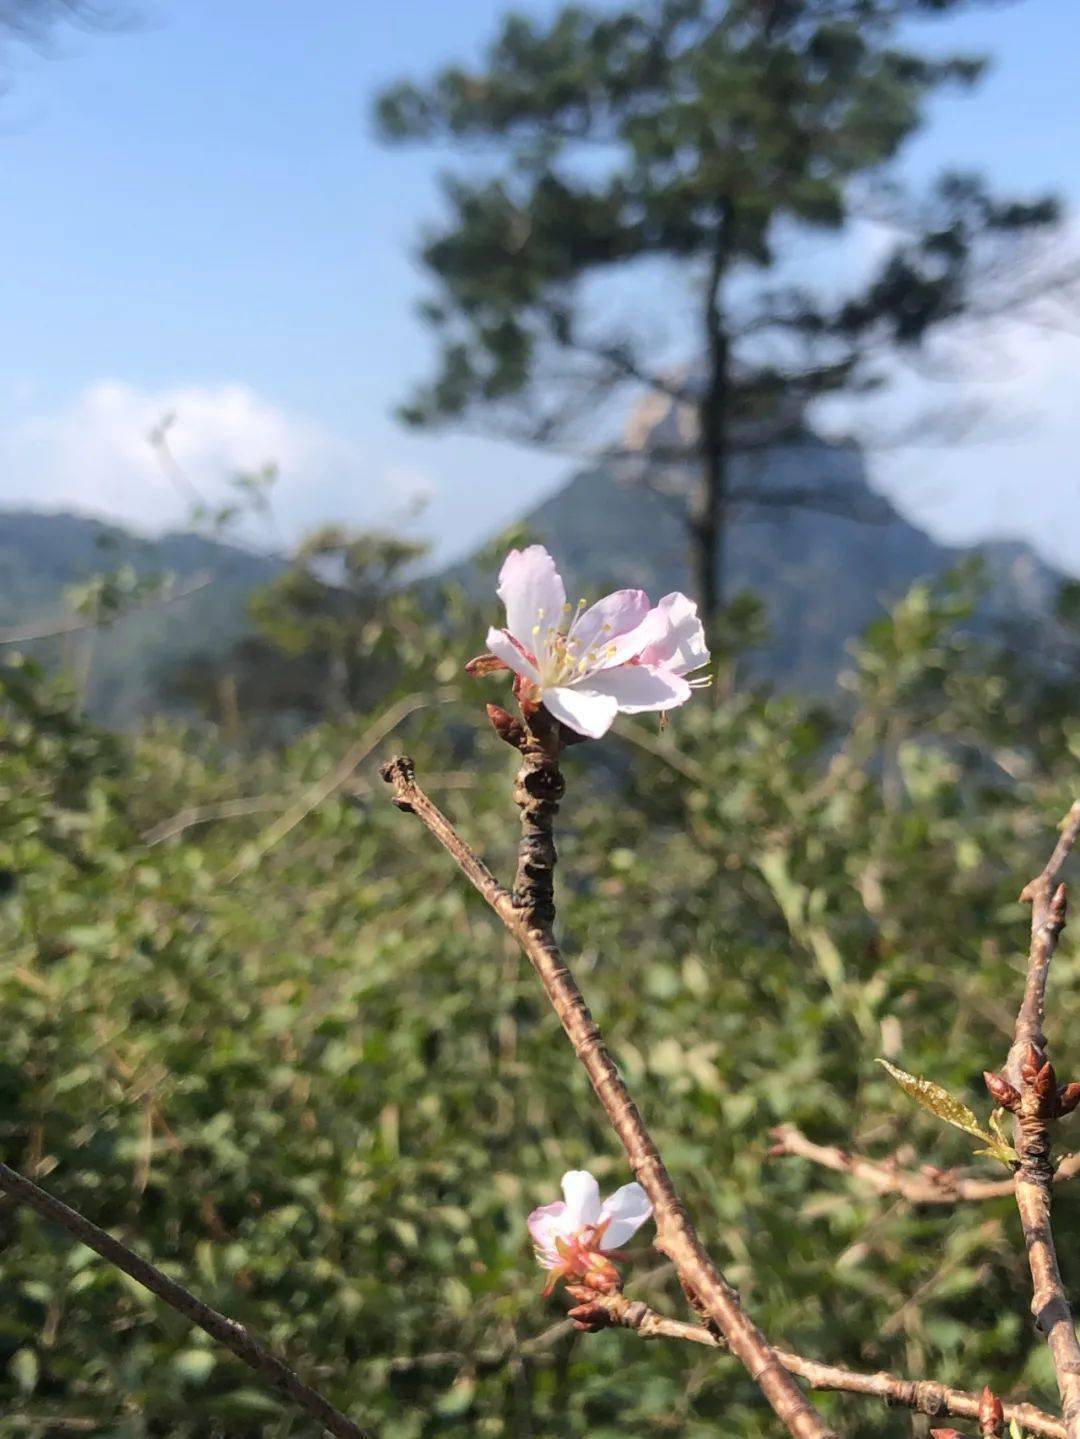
<box><xmin>0</xmin><ymin>379</ymin><xmax>430</xmax><ymax>544</ymax></box>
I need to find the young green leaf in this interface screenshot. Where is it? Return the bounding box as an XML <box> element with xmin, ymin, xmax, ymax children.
<box><xmin>876</xmin><ymin>1059</ymin><xmax>986</xmax><ymax>1139</ymax></box>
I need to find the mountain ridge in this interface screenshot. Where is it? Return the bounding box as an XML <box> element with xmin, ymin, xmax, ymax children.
<box><xmin>0</xmin><ymin>432</ymin><xmax>1066</xmax><ymax>721</ymax></box>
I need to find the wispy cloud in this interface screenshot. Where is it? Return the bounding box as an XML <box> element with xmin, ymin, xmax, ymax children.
<box><xmin>0</xmin><ymin>379</ymin><xmax>431</xmax><ymax>545</ymax></box>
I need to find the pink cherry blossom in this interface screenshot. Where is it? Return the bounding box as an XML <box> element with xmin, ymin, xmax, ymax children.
<box><xmin>484</xmin><ymin>545</ymin><xmax>709</xmax><ymax>738</ymax></box>
<box><xmin>527</xmin><ymin>1169</ymin><xmax>652</xmax><ymax>1292</ymax></box>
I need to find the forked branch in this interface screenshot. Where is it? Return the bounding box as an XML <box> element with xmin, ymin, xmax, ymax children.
<box><xmin>569</xmin><ymin>1290</ymin><xmax>1066</xmax><ymax>1438</ymax></box>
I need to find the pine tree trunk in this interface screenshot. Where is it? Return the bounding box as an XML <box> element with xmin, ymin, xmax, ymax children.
<box><xmin>693</xmin><ymin>217</ymin><xmax>731</xmax><ymax>627</ymax></box>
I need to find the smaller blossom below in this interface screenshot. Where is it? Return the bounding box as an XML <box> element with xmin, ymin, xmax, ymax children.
<box><xmin>482</xmin><ymin>545</ymin><xmax>710</xmax><ymax>739</ymax></box>
<box><xmin>527</xmin><ymin>1169</ymin><xmax>652</xmax><ymax>1295</ymax></box>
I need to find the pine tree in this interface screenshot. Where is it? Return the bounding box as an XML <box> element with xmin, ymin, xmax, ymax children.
<box><xmin>376</xmin><ymin>0</ymin><xmax>1061</xmax><ymax>623</ymax></box>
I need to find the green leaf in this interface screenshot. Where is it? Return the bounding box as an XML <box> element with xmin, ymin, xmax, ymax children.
<box><xmin>875</xmin><ymin>1059</ymin><xmax>987</xmax><ymax>1139</ymax></box>
<box><xmin>172</xmin><ymin>1348</ymin><xmax>217</xmax><ymax>1384</ymax></box>
<box><xmin>10</xmin><ymin>1347</ymin><xmax>38</xmax><ymax>1395</ymax></box>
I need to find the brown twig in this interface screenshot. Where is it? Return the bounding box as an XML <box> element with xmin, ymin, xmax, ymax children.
<box><xmin>769</xmin><ymin>1124</ymin><xmax>1080</xmax><ymax>1204</ymax></box>
<box><xmin>575</xmin><ymin>1293</ymin><xmax>1066</xmax><ymax>1439</ymax></box>
<box><xmin>381</xmin><ymin>750</ymin><xmax>835</xmax><ymax>1439</ymax></box>
<box><xmin>0</xmin><ymin>1160</ymin><xmax>371</xmax><ymax>1439</ymax></box>
<box><xmin>999</xmin><ymin>802</ymin><xmax>1080</xmax><ymax>1437</ymax></box>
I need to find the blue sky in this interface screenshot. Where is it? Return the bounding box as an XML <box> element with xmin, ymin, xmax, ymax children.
<box><xmin>0</xmin><ymin>0</ymin><xmax>1078</xmax><ymax>571</ymax></box>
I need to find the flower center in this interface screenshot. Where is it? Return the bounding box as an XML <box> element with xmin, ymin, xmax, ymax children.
<box><xmin>531</xmin><ymin>602</ymin><xmax>618</xmax><ymax>687</ymax></box>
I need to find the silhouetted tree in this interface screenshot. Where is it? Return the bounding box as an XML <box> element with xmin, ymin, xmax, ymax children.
<box><xmin>377</xmin><ymin>0</ymin><xmax>1062</xmax><ymax>623</ymax></box>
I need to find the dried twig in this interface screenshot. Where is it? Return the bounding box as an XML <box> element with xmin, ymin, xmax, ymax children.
<box><xmin>997</xmin><ymin>802</ymin><xmax>1080</xmax><ymax>1437</ymax></box>
<box><xmin>769</xmin><ymin>1124</ymin><xmax>1080</xmax><ymax>1205</ymax></box>
<box><xmin>382</xmin><ymin>746</ymin><xmax>835</xmax><ymax>1439</ymax></box>
<box><xmin>0</xmin><ymin>1160</ymin><xmax>371</xmax><ymax>1439</ymax></box>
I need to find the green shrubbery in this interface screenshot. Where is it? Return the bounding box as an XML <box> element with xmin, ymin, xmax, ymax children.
<box><xmin>0</xmin><ymin>573</ymin><xmax>1078</xmax><ymax>1436</ymax></box>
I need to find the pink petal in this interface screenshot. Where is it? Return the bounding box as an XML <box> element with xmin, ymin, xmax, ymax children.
<box><xmin>542</xmin><ymin>685</ymin><xmax>620</xmax><ymax>739</ymax></box>
<box><xmin>583</xmin><ymin>663</ymin><xmax>692</xmax><ymax>715</ymax></box>
<box><xmin>486</xmin><ymin>626</ymin><xmax>540</xmax><ymax>683</ymax></box>
<box><xmin>527</xmin><ymin>1200</ymin><xmax>566</xmax><ymax>1267</ymax></box>
<box><xmin>497</xmin><ymin>546</ymin><xmax>566</xmax><ymax>655</ymax></box>
<box><xmin>560</xmin><ymin>1170</ymin><xmax>602</xmax><ymax>1229</ymax></box>
<box><xmin>597</xmin><ymin>1183</ymin><xmax>652</xmax><ymax>1249</ymax></box>
<box><xmin>567</xmin><ymin>589</ymin><xmax>652</xmax><ymax>670</ymax></box>
<box><xmin>637</xmin><ymin>593</ymin><xmax>709</xmax><ymax>676</ymax></box>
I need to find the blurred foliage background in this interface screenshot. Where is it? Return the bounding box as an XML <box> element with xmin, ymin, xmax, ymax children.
<box><xmin>1</xmin><ymin>542</ymin><xmax>1079</xmax><ymax>1438</ymax></box>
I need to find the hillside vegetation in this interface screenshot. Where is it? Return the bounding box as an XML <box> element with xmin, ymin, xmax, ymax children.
<box><xmin>1</xmin><ymin>557</ymin><xmax>1079</xmax><ymax>1437</ymax></box>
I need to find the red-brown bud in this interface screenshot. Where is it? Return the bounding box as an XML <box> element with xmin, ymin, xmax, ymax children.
<box><xmin>1021</xmin><ymin>1044</ymin><xmax>1045</xmax><ymax>1084</ymax></box>
<box><xmin>465</xmin><ymin>651</ymin><xmax>509</xmax><ymax>677</ymax></box>
<box><xmin>979</xmin><ymin>1385</ymin><xmax>1005</xmax><ymax>1436</ymax></box>
<box><xmin>930</xmin><ymin>1429</ymin><xmax>964</xmax><ymax>1439</ymax></box>
<box><xmin>485</xmin><ymin>703</ymin><xmax>526</xmax><ymax>749</ymax></box>
<box><xmin>1035</xmin><ymin>1061</ymin><xmax>1059</xmax><ymax>1104</ymax></box>
<box><xmin>983</xmin><ymin>1071</ymin><xmax>1021</xmax><ymax>1112</ymax></box>
<box><xmin>567</xmin><ymin>1300</ymin><xmax>612</xmax><ymax>1332</ymax></box>
<box><xmin>1057</xmin><ymin>1083</ymin><xmax>1080</xmax><ymax>1116</ymax></box>
<box><xmin>1051</xmin><ymin>881</ymin><xmax>1068</xmax><ymax>925</ymax></box>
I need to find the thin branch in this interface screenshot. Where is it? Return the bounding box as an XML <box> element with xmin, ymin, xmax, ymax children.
<box><xmin>0</xmin><ymin>574</ymin><xmax>214</xmax><ymax>646</ymax></box>
<box><xmin>0</xmin><ymin>1159</ymin><xmax>372</xmax><ymax>1439</ymax></box>
<box><xmin>1000</xmin><ymin>802</ymin><xmax>1080</xmax><ymax>1438</ymax></box>
<box><xmin>769</xmin><ymin>1123</ymin><xmax>1080</xmax><ymax>1205</ymax></box>
<box><xmin>577</xmin><ymin>1292</ymin><xmax>1066</xmax><ymax>1439</ymax></box>
<box><xmin>381</xmin><ymin>750</ymin><xmax>835</xmax><ymax>1439</ymax></box>
<box><xmin>140</xmin><ymin>795</ymin><xmax>283</xmax><ymax>847</ymax></box>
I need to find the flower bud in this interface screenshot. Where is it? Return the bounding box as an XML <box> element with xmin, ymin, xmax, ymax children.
<box><xmin>465</xmin><ymin>651</ymin><xmax>508</xmax><ymax>677</ymax></box>
<box><xmin>1035</xmin><ymin>1061</ymin><xmax>1059</xmax><ymax>1104</ymax></box>
<box><xmin>567</xmin><ymin>1300</ymin><xmax>612</xmax><ymax>1332</ymax></box>
<box><xmin>1057</xmin><ymin>1083</ymin><xmax>1080</xmax><ymax>1116</ymax></box>
<box><xmin>1021</xmin><ymin>1044</ymin><xmax>1045</xmax><ymax>1084</ymax></box>
<box><xmin>485</xmin><ymin>703</ymin><xmax>526</xmax><ymax>749</ymax></box>
<box><xmin>983</xmin><ymin>1071</ymin><xmax>1021</xmax><ymax>1112</ymax></box>
<box><xmin>979</xmin><ymin>1385</ymin><xmax>1004</xmax><ymax>1436</ymax></box>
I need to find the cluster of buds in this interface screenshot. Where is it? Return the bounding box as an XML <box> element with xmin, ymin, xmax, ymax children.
<box><xmin>984</xmin><ymin>1045</ymin><xmax>1080</xmax><ymax>1119</ymax></box>
<box><xmin>930</xmin><ymin>1385</ymin><xmax>1005</xmax><ymax>1439</ymax></box>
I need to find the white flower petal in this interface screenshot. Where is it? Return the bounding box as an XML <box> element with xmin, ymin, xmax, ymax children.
<box><xmin>560</xmin><ymin>1170</ymin><xmax>602</xmax><ymax>1229</ymax></box>
<box><xmin>597</xmin><ymin>1183</ymin><xmax>652</xmax><ymax>1249</ymax></box>
<box><xmin>583</xmin><ymin>663</ymin><xmax>692</xmax><ymax>715</ymax></box>
<box><xmin>527</xmin><ymin>1200</ymin><xmax>567</xmax><ymax>1267</ymax></box>
<box><xmin>497</xmin><ymin>546</ymin><xmax>566</xmax><ymax>659</ymax></box>
<box><xmin>567</xmin><ymin>589</ymin><xmax>652</xmax><ymax>671</ymax></box>
<box><xmin>542</xmin><ymin>686</ymin><xmax>620</xmax><ymax>739</ymax></box>
<box><xmin>486</xmin><ymin>626</ymin><xmax>540</xmax><ymax>683</ymax></box>
<box><xmin>637</xmin><ymin>593</ymin><xmax>709</xmax><ymax>676</ymax></box>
